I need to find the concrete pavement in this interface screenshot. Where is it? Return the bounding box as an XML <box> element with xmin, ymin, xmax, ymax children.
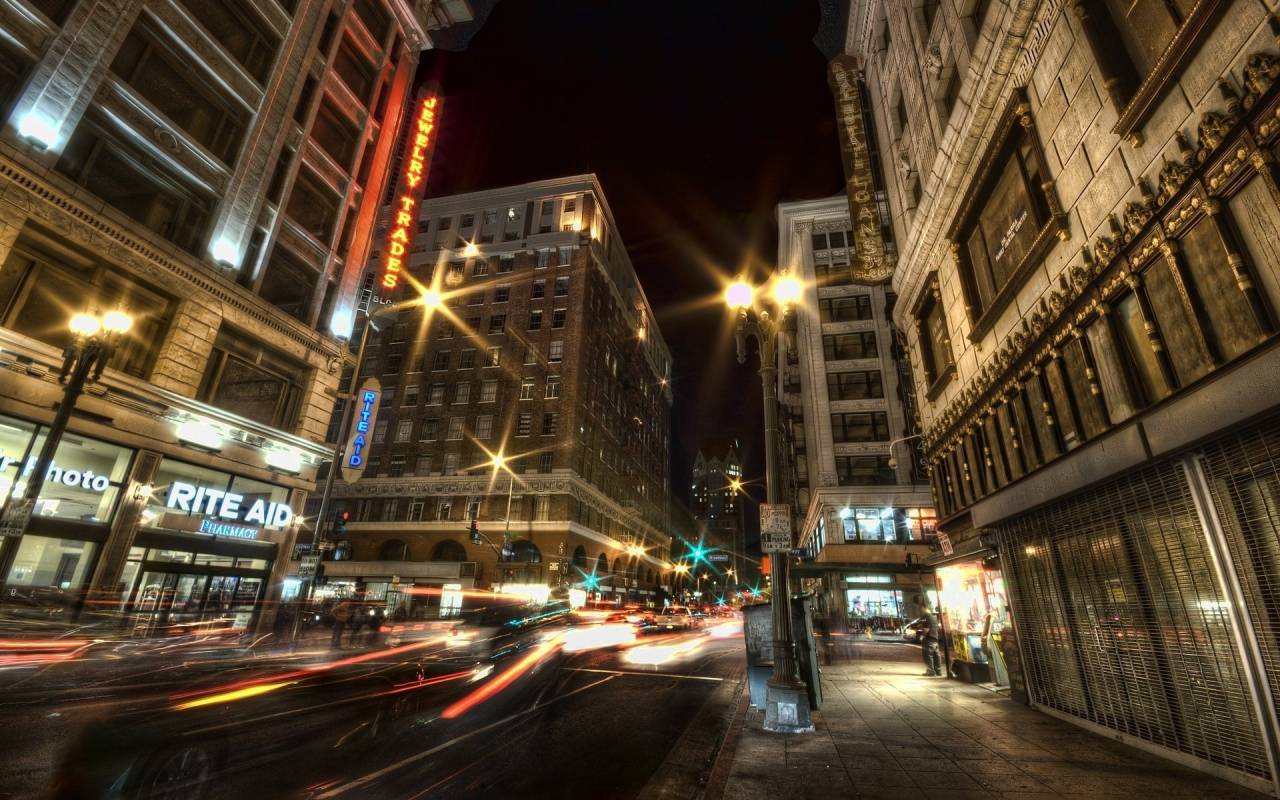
<box><xmin>706</xmin><ymin>643</ymin><xmax>1268</xmax><ymax>799</ymax></box>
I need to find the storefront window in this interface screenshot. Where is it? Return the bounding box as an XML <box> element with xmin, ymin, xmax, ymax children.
<box><xmin>935</xmin><ymin>560</ymin><xmax>1010</xmax><ymax>680</ymax></box>
<box><xmin>143</xmin><ymin>459</ymin><xmax>294</xmax><ymax>539</ymax></box>
<box><xmin>840</xmin><ymin>507</ymin><xmax>938</xmax><ymax>542</ymax></box>
<box><xmin>0</xmin><ymin>418</ymin><xmax>133</xmax><ymax>523</ymax></box>
<box><xmin>6</xmin><ymin>537</ymin><xmax>99</xmax><ymax>596</ymax></box>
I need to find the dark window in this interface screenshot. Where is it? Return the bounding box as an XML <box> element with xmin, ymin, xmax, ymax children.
<box><xmin>25</xmin><ymin>0</ymin><xmax>75</xmax><ymax>24</ymax></box>
<box><xmin>378</xmin><ymin>539</ymin><xmax>409</xmax><ymax>560</ymax></box>
<box><xmin>351</xmin><ymin>0</ymin><xmax>390</xmax><ymax>38</ymax></box>
<box><xmin>920</xmin><ymin>0</ymin><xmax>941</xmax><ymax>35</ymax></box>
<box><xmin>432</xmin><ymin>540</ymin><xmax>467</xmax><ymax>561</ymax></box>
<box><xmin>815</xmin><ymin>261</ymin><xmax>852</xmax><ymax>288</ymax></box>
<box><xmin>175</xmin><ymin>0</ymin><xmax>279</xmax><ymax>82</ymax></box>
<box><xmin>488</xmin><ymin>315</ymin><xmax>506</xmax><ymax>335</ymax></box>
<box><xmin>831</xmin><ymin>412</ymin><xmax>890</xmax><ymax>443</ymax></box>
<box><xmin>310</xmin><ymin>100</ymin><xmax>358</xmax><ymax>168</ymax></box>
<box><xmin>552</xmin><ymin>309</ymin><xmax>567</xmax><ymax>329</ymax></box>
<box><xmin>538</xmin><ymin>452</ymin><xmax>554</xmax><ymax>473</ymax></box>
<box><xmin>56</xmin><ymin>115</ymin><xmax>213</xmax><ymax>254</ymax></box>
<box><xmin>532</xmin><ymin>280</ymin><xmax>546</xmax><ymax>299</ymax></box>
<box><xmin>258</xmin><ymin>246</ymin><xmax>316</xmax><ymax>320</ymax></box>
<box><xmin>458</xmin><ymin>349</ymin><xmax>475</xmax><ymax>369</ymax></box>
<box><xmin>0</xmin><ymin>45</ymin><xmax>33</xmax><ymax>118</ymax></box>
<box><xmin>822</xmin><ymin>332</ymin><xmax>878</xmax><ymax>360</ymax></box>
<box><xmin>331</xmin><ymin>39</ymin><xmax>374</xmax><ymax>102</ymax></box>
<box><xmin>1099</xmin><ymin>0</ymin><xmax>1187</xmax><ymax>82</ymax></box>
<box><xmin>528</xmin><ymin>310</ymin><xmax>543</xmax><ymax>331</ymax></box>
<box><xmin>542</xmin><ymin>412</ymin><xmax>558</xmax><ymax>436</ymax></box>
<box><xmin>836</xmin><ymin>457</ymin><xmax>895</xmax><ymax>486</ymax></box>
<box><xmin>819</xmin><ymin>296</ymin><xmax>873</xmax><ymax>322</ymax></box>
<box><xmin>826</xmin><ymin>371</ymin><xmax>884</xmax><ymax>401</ymax></box>
<box><xmin>433</xmin><ymin>351</ymin><xmax>450</xmax><ymax>371</ymax></box>
<box><xmin>284</xmin><ymin>170</ymin><xmax>339</xmax><ymax>242</ymax></box>
<box><xmin>199</xmin><ymin>327</ymin><xmax>305</xmax><ymax>428</ymax></box>
<box><xmin>498</xmin><ymin>256</ymin><xmax>515</xmax><ymax>273</ymax></box>
<box><xmin>111</xmin><ymin>24</ymin><xmax>246</xmax><ymax>164</ymax></box>
<box><xmin>0</xmin><ymin>230</ymin><xmax>174</xmax><ymax>380</ymax></box>
<box><xmin>918</xmin><ymin>288</ymin><xmax>952</xmax><ymax>388</ymax></box>
<box><xmin>811</xmin><ymin>233</ymin><xmax>828</xmax><ymax>250</ymax></box>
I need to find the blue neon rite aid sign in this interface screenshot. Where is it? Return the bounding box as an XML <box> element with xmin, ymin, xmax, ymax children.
<box><xmin>342</xmin><ymin>378</ymin><xmax>381</xmax><ymax>482</ymax></box>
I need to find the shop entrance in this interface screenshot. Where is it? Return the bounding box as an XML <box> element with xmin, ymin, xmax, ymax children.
<box><xmin>132</xmin><ymin>568</ymin><xmax>265</xmax><ymax>636</ymax></box>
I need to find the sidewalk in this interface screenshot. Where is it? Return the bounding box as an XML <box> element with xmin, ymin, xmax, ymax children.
<box><xmin>708</xmin><ymin>646</ymin><xmax>1268</xmax><ymax>799</ymax></box>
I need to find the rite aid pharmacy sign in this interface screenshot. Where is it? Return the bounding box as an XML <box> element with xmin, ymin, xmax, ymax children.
<box><xmin>163</xmin><ymin>481</ymin><xmax>294</xmax><ymax>540</ymax></box>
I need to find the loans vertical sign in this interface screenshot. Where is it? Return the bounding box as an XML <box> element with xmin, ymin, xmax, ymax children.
<box><xmin>828</xmin><ymin>55</ymin><xmax>895</xmax><ymax>284</ymax></box>
<box><xmin>380</xmin><ymin>84</ymin><xmax>443</xmax><ymax>292</ymax></box>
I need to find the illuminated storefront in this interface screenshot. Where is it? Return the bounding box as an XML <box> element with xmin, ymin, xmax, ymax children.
<box><xmin>934</xmin><ymin>557</ymin><xmax>1011</xmax><ymax>684</ymax></box>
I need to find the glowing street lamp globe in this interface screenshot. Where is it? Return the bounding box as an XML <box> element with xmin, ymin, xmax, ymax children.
<box><xmin>773</xmin><ymin>275</ymin><xmax>801</xmax><ymax>307</ymax></box>
<box><xmin>725</xmin><ymin>280</ymin><xmax>753</xmax><ymax>310</ymax></box>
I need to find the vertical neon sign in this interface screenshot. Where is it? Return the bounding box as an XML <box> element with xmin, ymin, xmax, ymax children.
<box><xmin>341</xmin><ymin>378</ymin><xmax>382</xmax><ymax>484</ymax></box>
<box><xmin>382</xmin><ymin>88</ymin><xmax>443</xmax><ymax>291</ymax></box>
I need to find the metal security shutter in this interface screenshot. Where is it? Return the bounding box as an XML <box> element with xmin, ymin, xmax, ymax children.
<box><xmin>1200</xmin><ymin>416</ymin><xmax>1280</xmax><ymax>744</ymax></box>
<box><xmin>1000</xmin><ymin>461</ymin><xmax>1270</xmax><ymax>779</ymax></box>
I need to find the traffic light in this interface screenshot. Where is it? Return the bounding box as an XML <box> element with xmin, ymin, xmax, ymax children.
<box><xmin>334</xmin><ymin>511</ymin><xmax>348</xmax><ymax>536</ymax></box>
<box><xmin>469</xmin><ymin>520</ymin><xmax>480</xmax><ymax>545</ymax></box>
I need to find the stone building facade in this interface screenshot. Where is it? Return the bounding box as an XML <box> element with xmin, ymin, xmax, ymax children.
<box><xmin>777</xmin><ymin>195</ymin><xmax>937</xmax><ymax>628</ymax></box>
<box><xmin>848</xmin><ymin>0</ymin><xmax>1280</xmax><ymax>789</ymax></box>
<box><xmin>0</xmin><ymin>0</ymin><xmax>472</xmax><ymax>635</ymax></box>
<box><xmin>324</xmin><ymin>176</ymin><xmax>675</xmax><ymax>612</ymax></box>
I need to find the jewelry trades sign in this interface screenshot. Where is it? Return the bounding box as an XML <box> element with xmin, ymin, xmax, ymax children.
<box><xmin>828</xmin><ymin>55</ymin><xmax>895</xmax><ymax>284</ymax></box>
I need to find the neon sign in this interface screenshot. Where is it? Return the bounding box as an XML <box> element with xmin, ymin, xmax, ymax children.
<box><xmin>165</xmin><ymin>481</ymin><xmax>293</xmax><ymax>527</ymax></box>
<box><xmin>341</xmin><ymin>378</ymin><xmax>382</xmax><ymax>483</ymax></box>
<box><xmin>381</xmin><ymin>91</ymin><xmax>442</xmax><ymax>291</ymax></box>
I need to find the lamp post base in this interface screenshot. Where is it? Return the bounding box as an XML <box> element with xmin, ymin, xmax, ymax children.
<box><xmin>763</xmin><ymin>679</ymin><xmax>815</xmax><ymax>733</ymax></box>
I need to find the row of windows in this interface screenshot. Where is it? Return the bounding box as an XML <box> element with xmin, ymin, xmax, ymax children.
<box><xmin>368</xmin><ymin>341</ymin><xmax>566</xmax><ymax>378</ymax></box>
<box><xmin>823</xmin><ymin>331</ymin><xmax>878</xmax><ymax>361</ymax></box>
<box><xmin>373</xmin><ymin>410</ymin><xmax>561</xmax><ymax>445</ymax></box>
<box><xmin>351</xmin><ymin>492</ymin><xmax>554</xmax><ymax>523</ymax></box>
<box><xmin>364</xmin><ymin>447</ymin><xmax>558</xmax><ymax>480</ymax></box>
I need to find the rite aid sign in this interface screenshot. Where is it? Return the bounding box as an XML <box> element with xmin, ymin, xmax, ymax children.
<box><xmin>165</xmin><ymin>481</ymin><xmax>293</xmax><ymax>534</ymax></box>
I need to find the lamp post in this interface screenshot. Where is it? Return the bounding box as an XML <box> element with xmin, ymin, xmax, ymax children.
<box><xmin>0</xmin><ymin>309</ymin><xmax>134</xmax><ymax>596</ymax></box>
<box><xmin>727</xmin><ymin>272</ymin><xmax>814</xmax><ymax>734</ymax></box>
<box><xmin>885</xmin><ymin>433</ymin><xmax>924</xmax><ymax>471</ymax></box>
<box><xmin>295</xmin><ymin>291</ymin><xmax>439</xmax><ymax>637</ymax></box>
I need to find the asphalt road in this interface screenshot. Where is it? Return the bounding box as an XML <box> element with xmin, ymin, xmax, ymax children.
<box><xmin>0</xmin><ymin>621</ymin><xmax>746</xmax><ymax>800</ymax></box>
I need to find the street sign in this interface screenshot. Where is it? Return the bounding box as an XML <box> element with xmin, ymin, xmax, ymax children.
<box><xmin>937</xmin><ymin>532</ymin><xmax>954</xmax><ymax>556</ymax></box>
<box><xmin>760</xmin><ymin>504</ymin><xmax>790</xmax><ymax>533</ymax></box>
<box><xmin>761</xmin><ymin>531</ymin><xmax>792</xmax><ymax>553</ymax></box>
<box><xmin>708</xmin><ymin>554</ymin><xmax>730</xmax><ymax>562</ymax></box>
<box><xmin>298</xmin><ymin>554</ymin><xmax>321</xmax><ymax>579</ymax></box>
<box><xmin>549</xmin><ymin>562</ymin><xmax>559</xmax><ymax>571</ymax></box>
<box><xmin>0</xmin><ymin>498</ymin><xmax>33</xmax><ymax>538</ymax></box>
<box><xmin>316</xmin><ymin>540</ymin><xmax>335</xmax><ymax>551</ymax></box>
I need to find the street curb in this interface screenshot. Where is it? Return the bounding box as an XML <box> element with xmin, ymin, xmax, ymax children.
<box><xmin>699</xmin><ymin>683</ymin><xmax>751</xmax><ymax>800</ymax></box>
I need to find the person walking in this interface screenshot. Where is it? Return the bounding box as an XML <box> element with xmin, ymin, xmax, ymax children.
<box><xmin>920</xmin><ymin>603</ymin><xmax>943</xmax><ymax>677</ymax></box>
<box><xmin>368</xmin><ymin>606</ymin><xmax>386</xmax><ymax>647</ymax></box>
<box><xmin>331</xmin><ymin>600</ymin><xmax>351</xmax><ymax>649</ymax></box>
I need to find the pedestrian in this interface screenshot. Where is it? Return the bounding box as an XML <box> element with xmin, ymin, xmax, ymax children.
<box><xmin>331</xmin><ymin>600</ymin><xmax>351</xmax><ymax>649</ymax></box>
<box><xmin>919</xmin><ymin>603</ymin><xmax>943</xmax><ymax>677</ymax></box>
<box><xmin>368</xmin><ymin>606</ymin><xmax>385</xmax><ymax>646</ymax></box>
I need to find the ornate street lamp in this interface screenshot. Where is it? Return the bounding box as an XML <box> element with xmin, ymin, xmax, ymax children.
<box><xmin>0</xmin><ymin>309</ymin><xmax>134</xmax><ymax>593</ymax></box>
<box><xmin>726</xmin><ymin>271</ymin><xmax>814</xmax><ymax>734</ymax></box>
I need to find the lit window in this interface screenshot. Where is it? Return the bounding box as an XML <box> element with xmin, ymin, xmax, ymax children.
<box><xmin>395</xmin><ymin>420</ymin><xmax>412</xmax><ymax>442</ymax></box>
<box><xmin>558</xmin><ymin>246</ymin><xmax>572</xmax><ymax>266</ymax></box>
<box><xmin>546</xmin><ymin>375</ymin><xmax>561</xmax><ymax>399</ymax></box>
<box><xmin>447</xmin><ymin>417</ymin><xmax>465</xmax><ymax>439</ymax></box>
<box><xmin>454</xmin><ymin>382</ymin><xmax>470</xmax><ymax>403</ymax></box>
<box><xmin>549</xmin><ymin>341</ymin><xmax>564</xmax><ymax>362</ymax></box>
<box><xmin>480</xmin><ymin>379</ymin><xmax>498</xmax><ymax>402</ymax></box>
<box><xmin>486</xmin><ymin>346</ymin><xmax>501</xmax><ymax>367</ymax></box>
<box><xmin>554</xmin><ymin>276</ymin><xmax>569</xmax><ymax>296</ymax></box>
<box><xmin>542</xmin><ymin>412</ymin><xmax>557</xmax><ymax>436</ymax></box>
<box><xmin>520</xmin><ymin>377</ymin><xmax>535</xmax><ymax>400</ymax></box>
<box><xmin>475</xmin><ymin>414</ymin><xmax>493</xmax><ymax>439</ymax></box>
<box><xmin>442</xmin><ymin>454</ymin><xmax>459</xmax><ymax>476</ymax></box>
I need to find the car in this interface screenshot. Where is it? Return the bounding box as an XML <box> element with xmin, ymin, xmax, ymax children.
<box><xmin>653</xmin><ymin>606</ymin><xmax>698</xmax><ymax>631</ymax></box>
<box><xmin>446</xmin><ymin>597</ymin><xmax>570</xmax><ymax>663</ymax></box>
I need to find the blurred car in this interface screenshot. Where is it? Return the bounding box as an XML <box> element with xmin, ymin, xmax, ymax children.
<box><xmin>653</xmin><ymin>606</ymin><xmax>699</xmax><ymax>632</ymax></box>
<box><xmin>445</xmin><ymin>598</ymin><xmax>569</xmax><ymax>663</ymax></box>
<box><xmin>690</xmin><ymin>612</ymin><xmax>710</xmax><ymax>628</ymax></box>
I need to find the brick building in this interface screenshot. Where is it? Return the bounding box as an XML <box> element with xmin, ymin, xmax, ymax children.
<box><xmin>0</xmin><ymin>0</ymin><xmax>474</xmax><ymax>635</ymax></box>
<box><xmin>848</xmin><ymin>0</ymin><xmax>1280</xmax><ymax>790</ymax></box>
<box><xmin>323</xmin><ymin>176</ymin><xmax>675</xmax><ymax>613</ymax></box>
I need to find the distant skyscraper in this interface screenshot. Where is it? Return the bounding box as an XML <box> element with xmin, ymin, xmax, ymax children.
<box><xmin>690</xmin><ymin>439</ymin><xmax>745</xmax><ymax>597</ymax></box>
<box><xmin>324</xmin><ymin>175</ymin><xmax>675</xmax><ymax>611</ymax></box>
<box><xmin>0</xmin><ymin>0</ymin><xmax>473</xmax><ymax>634</ymax></box>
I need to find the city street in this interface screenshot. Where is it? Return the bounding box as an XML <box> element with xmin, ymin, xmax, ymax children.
<box><xmin>0</xmin><ymin>619</ymin><xmax>746</xmax><ymax>800</ymax></box>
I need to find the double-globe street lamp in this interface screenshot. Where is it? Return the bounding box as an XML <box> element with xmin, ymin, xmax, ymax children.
<box><xmin>0</xmin><ymin>309</ymin><xmax>134</xmax><ymax>596</ymax></box>
<box><xmin>726</xmin><ymin>271</ymin><xmax>815</xmax><ymax>734</ymax></box>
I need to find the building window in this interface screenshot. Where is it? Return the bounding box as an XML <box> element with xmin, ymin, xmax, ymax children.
<box><xmin>532</xmin><ymin>279</ymin><xmax>546</xmax><ymax>299</ymax></box>
<box><xmin>395</xmin><ymin>420</ymin><xmax>412</xmax><ymax>442</ymax></box>
<box><xmin>554</xmin><ymin>276</ymin><xmax>570</xmax><ymax>296</ymax></box>
<box><xmin>372</xmin><ymin>419</ymin><xmax>388</xmax><ymax>443</ymax></box>
<box><xmin>379</xmin><ymin>499</ymin><xmax>398</xmax><ymax>521</ymax></box>
<box><xmin>465</xmin><ymin>495</ymin><xmax>481</xmax><ymax>518</ymax></box>
<box><xmin>442</xmin><ymin>454</ymin><xmax>459</xmax><ymax>476</ymax></box>
<box><xmin>546</xmin><ymin>375</ymin><xmax>561</xmax><ymax>399</ymax></box>
<box><xmin>388</xmin><ymin>323</ymin><xmax>407</xmax><ymax>343</ymax></box>
<box><xmin>473</xmin><ymin>258</ymin><xmax>489</xmax><ymax>277</ymax></box>
<box><xmin>438</xmin><ymin>321</ymin><xmax>454</xmax><ymax>339</ymax></box>
<box><xmin>814</xmin><ymin>260</ymin><xmax>853</xmax><ymax>288</ymax></box>
<box><xmin>447</xmin><ymin>417</ymin><xmax>465</xmax><ymax>439</ymax></box>
<box><xmin>486</xmin><ymin>347</ymin><xmax>501</xmax><ymax>367</ymax></box>
<box><xmin>437</xmin><ymin>496</ymin><xmax>453</xmax><ymax>520</ymax></box>
<box><xmin>408</xmin><ymin>498</ymin><xmax>426</xmax><ymax>520</ymax></box>
<box><xmin>552</xmin><ymin>309</ymin><xmax>567</xmax><ymax>329</ymax></box>
<box><xmin>454</xmin><ymin>382</ymin><xmax>471</xmax><ymax>404</ymax></box>
<box><xmin>819</xmin><ymin>296</ymin><xmax>873</xmax><ymax>323</ymax></box>
<box><xmin>822</xmin><ymin>331</ymin><xmax>877</xmax><ymax>360</ymax></box>
<box><xmin>827</xmin><ymin>371</ymin><xmax>884</xmax><ymax>400</ymax></box>
<box><xmin>364</xmin><ymin>456</ymin><xmax>380</xmax><ymax>476</ymax></box>
<box><xmin>812</xmin><ymin>233</ymin><xmax>829</xmax><ymax>251</ymax></box>
<box><xmin>465</xmin><ymin>316</ymin><xmax>481</xmax><ymax>333</ymax></box>
<box><xmin>535</xmin><ymin>495</ymin><xmax>551</xmax><ymax>521</ymax></box>
<box><xmin>508</xmin><ymin>495</ymin><xmax>523</xmax><ymax>521</ymax></box>
<box><xmin>420</xmin><ymin>417</ymin><xmax>438</xmax><ymax>440</ymax></box>
<box><xmin>427</xmin><ymin>384</ymin><xmax>445</xmax><ymax>405</ymax></box>
<box><xmin>460</xmin><ymin>213</ymin><xmax>475</xmax><ymax>229</ymax></box>
<box><xmin>542</xmin><ymin>412</ymin><xmax>558</xmax><ymax>436</ymax></box>
<box><xmin>520</xmin><ymin>377</ymin><xmax>536</xmax><ymax>400</ymax></box>
<box><xmin>536</xmin><ymin>249</ymin><xmax>550</xmax><ymax>268</ymax></box>
<box><xmin>388</xmin><ymin>454</ymin><xmax>407</xmax><ymax>477</ymax></box>
<box><xmin>517</xmin><ymin>413</ymin><xmax>532</xmax><ymax>436</ymax></box>
<box><xmin>831</xmin><ymin>412</ymin><xmax>890</xmax><ymax>443</ymax></box>
<box><xmin>835</xmin><ymin>458</ymin><xmax>895</xmax><ymax>487</ymax></box>
<box><xmin>480</xmin><ymin>380</ymin><xmax>498</xmax><ymax>402</ymax></box>
<box><xmin>468</xmin><ymin>291</ymin><xmax>484</xmax><ymax>306</ymax></box>
<box><xmin>433</xmin><ymin>351</ymin><xmax>451</xmax><ymax>371</ymax></box>
<box><xmin>549</xmin><ymin>341</ymin><xmax>564</xmax><ymax>362</ymax></box>
<box><xmin>415</xmin><ymin>454</ymin><xmax>434</xmax><ymax>475</ymax></box>
<box><xmin>403</xmin><ymin>385</ymin><xmax>419</xmax><ymax>406</ymax></box>
<box><xmin>494</xmin><ymin>284</ymin><xmax>510</xmax><ymax>303</ymax></box>
<box><xmin>361</xmin><ymin>356</ymin><xmax>377</xmax><ymax>376</ymax></box>
<box><xmin>558</xmin><ymin>247</ymin><xmax>572</xmax><ymax>266</ymax></box>
<box><xmin>475</xmin><ymin>414</ymin><xmax>493</xmax><ymax>439</ymax></box>
<box><xmin>489</xmin><ymin>315</ymin><xmax>506</xmax><ymax>335</ymax></box>
<box><xmin>524</xmin><ymin>343</ymin><xmax>539</xmax><ymax>364</ymax></box>
<box><xmin>384</xmin><ymin>354</ymin><xmax>401</xmax><ymax>374</ymax></box>
<box><xmin>529</xmin><ymin>310</ymin><xmax>543</xmax><ymax>330</ymax></box>
<box><xmin>498</xmin><ymin>255</ymin><xmax>515</xmax><ymax>273</ymax></box>
<box><xmin>538</xmin><ymin>452</ymin><xmax>554</xmax><ymax>473</ymax></box>
<box><xmin>459</xmin><ymin>349</ymin><xmax>476</xmax><ymax>369</ymax></box>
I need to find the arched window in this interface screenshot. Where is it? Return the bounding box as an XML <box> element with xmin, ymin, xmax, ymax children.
<box><xmin>646</xmin><ymin>569</ymin><xmax>653</xmax><ymax>584</ymax></box>
<box><xmin>510</xmin><ymin>540</ymin><xmax>542</xmax><ymax>563</ymax></box>
<box><xmin>333</xmin><ymin>541</ymin><xmax>352</xmax><ymax>561</ymax></box>
<box><xmin>573</xmin><ymin>545</ymin><xmax>588</xmax><ymax>572</ymax></box>
<box><xmin>431</xmin><ymin>540</ymin><xmax>467</xmax><ymax>562</ymax></box>
<box><xmin>596</xmin><ymin>553</ymin><xmax>608</xmax><ymax>575</ymax></box>
<box><xmin>378</xmin><ymin>539</ymin><xmax>409</xmax><ymax>561</ymax></box>
<box><xmin>612</xmin><ymin>558</ymin><xmax>622</xmax><ymax>575</ymax></box>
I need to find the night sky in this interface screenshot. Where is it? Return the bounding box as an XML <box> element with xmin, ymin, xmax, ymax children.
<box><xmin>416</xmin><ymin>1</ymin><xmax>846</xmax><ymax>539</ymax></box>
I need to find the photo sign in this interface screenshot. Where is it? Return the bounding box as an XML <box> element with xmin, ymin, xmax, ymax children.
<box><xmin>760</xmin><ymin>503</ymin><xmax>792</xmax><ymax>553</ymax></box>
<box><xmin>828</xmin><ymin>54</ymin><xmax>894</xmax><ymax>284</ymax></box>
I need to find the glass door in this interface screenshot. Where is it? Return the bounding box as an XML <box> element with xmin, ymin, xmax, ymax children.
<box><xmin>132</xmin><ymin>571</ymin><xmax>209</xmax><ymax>636</ymax></box>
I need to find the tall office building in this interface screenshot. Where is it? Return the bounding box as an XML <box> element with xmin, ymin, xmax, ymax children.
<box><xmin>0</xmin><ymin>0</ymin><xmax>473</xmax><ymax>635</ymax></box>
<box><xmin>322</xmin><ymin>176</ymin><xmax>675</xmax><ymax>613</ymax></box>
<box><xmin>689</xmin><ymin>439</ymin><xmax>746</xmax><ymax>597</ymax></box>
<box><xmin>850</xmin><ymin>0</ymin><xmax>1280</xmax><ymax>789</ymax></box>
<box><xmin>777</xmin><ymin>196</ymin><xmax>936</xmax><ymax>628</ymax></box>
